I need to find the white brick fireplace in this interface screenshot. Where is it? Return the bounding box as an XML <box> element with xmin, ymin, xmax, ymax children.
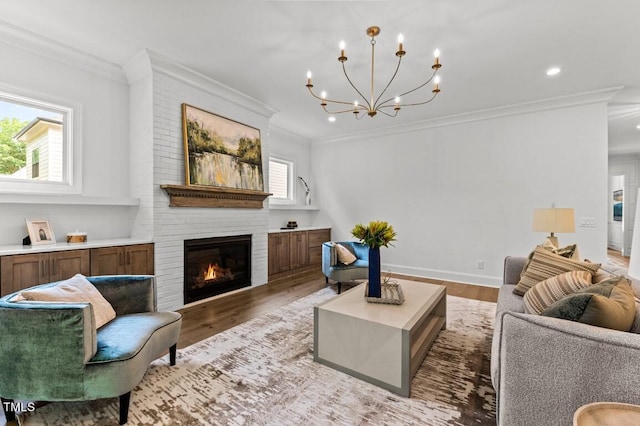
<box><xmin>125</xmin><ymin>50</ymin><xmax>276</xmax><ymax>311</ymax></box>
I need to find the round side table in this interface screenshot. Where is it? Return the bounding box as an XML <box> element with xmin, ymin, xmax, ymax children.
<box><xmin>574</xmin><ymin>402</ymin><xmax>640</xmax><ymax>426</ymax></box>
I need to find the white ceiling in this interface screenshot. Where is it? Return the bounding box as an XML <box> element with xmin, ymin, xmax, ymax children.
<box><xmin>1</xmin><ymin>0</ymin><xmax>639</xmax><ymax>153</ymax></box>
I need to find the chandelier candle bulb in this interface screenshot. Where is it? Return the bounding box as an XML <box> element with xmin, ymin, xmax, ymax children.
<box><xmin>306</xmin><ymin>70</ymin><xmax>312</xmax><ymax>86</ymax></box>
<box><xmin>339</xmin><ymin>41</ymin><xmax>346</xmax><ymax>61</ymax></box>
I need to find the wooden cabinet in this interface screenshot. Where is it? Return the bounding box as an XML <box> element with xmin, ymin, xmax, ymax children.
<box><xmin>289</xmin><ymin>231</ymin><xmax>308</xmax><ymax>270</ymax></box>
<box><xmin>308</xmin><ymin>228</ymin><xmax>331</xmax><ymax>266</ymax></box>
<box><xmin>90</xmin><ymin>244</ymin><xmax>154</xmax><ymax>276</ymax></box>
<box><xmin>268</xmin><ymin>233</ymin><xmax>291</xmax><ymax>276</ymax></box>
<box><xmin>268</xmin><ymin>228</ymin><xmax>330</xmax><ymax>280</ymax></box>
<box><xmin>0</xmin><ymin>250</ymin><xmax>90</xmax><ymax>296</ymax></box>
<box><xmin>0</xmin><ymin>243</ymin><xmax>154</xmax><ymax>297</ymax></box>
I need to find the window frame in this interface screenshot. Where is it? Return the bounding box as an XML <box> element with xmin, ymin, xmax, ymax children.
<box><xmin>0</xmin><ymin>85</ymin><xmax>82</xmax><ymax>195</ymax></box>
<box><xmin>268</xmin><ymin>156</ymin><xmax>295</xmax><ymax>205</ymax></box>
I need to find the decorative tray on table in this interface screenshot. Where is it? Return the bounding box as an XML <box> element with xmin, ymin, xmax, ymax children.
<box><xmin>364</xmin><ymin>280</ymin><xmax>405</xmax><ymax>305</ymax></box>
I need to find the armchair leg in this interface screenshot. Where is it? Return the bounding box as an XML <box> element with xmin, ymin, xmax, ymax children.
<box><xmin>338</xmin><ymin>282</ymin><xmax>342</xmax><ymax>294</ymax></box>
<box><xmin>170</xmin><ymin>343</ymin><xmax>177</xmax><ymax>366</ymax></box>
<box><xmin>1</xmin><ymin>397</ymin><xmax>16</xmax><ymax>422</ymax></box>
<box><xmin>119</xmin><ymin>392</ymin><xmax>131</xmax><ymax>425</ymax></box>
<box><xmin>325</xmin><ymin>276</ymin><xmax>329</xmax><ymax>284</ymax></box>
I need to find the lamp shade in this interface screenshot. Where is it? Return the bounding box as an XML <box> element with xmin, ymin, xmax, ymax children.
<box><xmin>628</xmin><ymin>189</ymin><xmax>640</xmax><ymax>279</ymax></box>
<box><xmin>532</xmin><ymin>208</ymin><xmax>576</xmax><ymax>233</ymax></box>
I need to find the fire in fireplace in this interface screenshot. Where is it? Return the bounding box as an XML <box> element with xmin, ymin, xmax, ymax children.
<box><xmin>184</xmin><ymin>235</ymin><xmax>251</xmax><ymax>304</ymax></box>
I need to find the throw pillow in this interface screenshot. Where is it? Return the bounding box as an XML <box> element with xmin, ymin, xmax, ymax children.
<box><xmin>541</xmin><ymin>276</ymin><xmax>635</xmax><ymax>331</ymax></box>
<box><xmin>520</xmin><ymin>243</ymin><xmax>579</xmax><ymax>279</ymax></box>
<box><xmin>20</xmin><ymin>274</ymin><xmax>116</xmax><ymax>328</ymax></box>
<box><xmin>513</xmin><ymin>246</ymin><xmax>600</xmax><ymax>296</ymax></box>
<box><xmin>523</xmin><ymin>270</ymin><xmax>594</xmax><ymax>315</ymax></box>
<box><xmin>335</xmin><ymin>243</ymin><xmax>357</xmax><ymax>265</ymax></box>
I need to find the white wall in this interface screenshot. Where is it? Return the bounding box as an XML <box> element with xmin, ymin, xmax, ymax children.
<box><xmin>312</xmin><ymin>99</ymin><xmax>610</xmax><ymax>286</ymax></box>
<box><xmin>0</xmin><ymin>29</ymin><xmax>132</xmax><ymax>245</ymax></box>
<box><xmin>267</xmin><ymin>126</ymin><xmax>326</xmax><ymax>230</ymax></box>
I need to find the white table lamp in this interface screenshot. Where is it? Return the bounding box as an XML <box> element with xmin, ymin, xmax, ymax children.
<box><xmin>533</xmin><ymin>208</ymin><xmax>575</xmax><ymax>248</ymax></box>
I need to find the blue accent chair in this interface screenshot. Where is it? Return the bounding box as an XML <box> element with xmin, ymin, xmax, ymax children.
<box><xmin>0</xmin><ymin>275</ymin><xmax>182</xmax><ymax>425</ymax></box>
<box><xmin>322</xmin><ymin>241</ymin><xmax>369</xmax><ymax>293</ymax></box>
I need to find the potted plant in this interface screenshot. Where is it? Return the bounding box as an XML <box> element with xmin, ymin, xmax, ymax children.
<box><xmin>351</xmin><ymin>220</ymin><xmax>397</xmax><ymax>298</ymax></box>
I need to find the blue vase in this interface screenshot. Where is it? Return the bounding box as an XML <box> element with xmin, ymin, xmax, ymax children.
<box><xmin>368</xmin><ymin>247</ymin><xmax>381</xmax><ymax>298</ymax></box>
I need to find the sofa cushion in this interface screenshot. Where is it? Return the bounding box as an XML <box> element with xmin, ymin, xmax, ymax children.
<box><xmin>89</xmin><ymin>311</ymin><xmax>182</xmax><ymax>363</ymax></box>
<box><xmin>520</xmin><ymin>243</ymin><xmax>579</xmax><ymax>280</ymax></box>
<box><xmin>20</xmin><ymin>274</ymin><xmax>116</xmax><ymax>329</ymax></box>
<box><xmin>523</xmin><ymin>270</ymin><xmax>593</xmax><ymax>314</ymax></box>
<box><xmin>335</xmin><ymin>243</ymin><xmax>357</xmax><ymax>265</ymax></box>
<box><xmin>541</xmin><ymin>276</ymin><xmax>636</xmax><ymax>331</ymax></box>
<box><xmin>513</xmin><ymin>247</ymin><xmax>600</xmax><ymax>296</ymax></box>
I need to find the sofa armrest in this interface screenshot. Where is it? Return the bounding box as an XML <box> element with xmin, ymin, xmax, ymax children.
<box><xmin>503</xmin><ymin>256</ymin><xmax>527</xmax><ymax>285</ymax></box>
<box><xmin>88</xmin><ymin>275</ymin><xmax>156</xmax><ymax>315</ymax></box>
<box><xmin>0</xmin><ymin>300</ymin><xmax>94</xmax><ymax>400</ymax></box>
<box><xmin>322</xmin><ymin>242</ymin><xmax>337</xmax><ymax>270</ymax></box>
<box><xmin>494</xmin><ymin>310</ymin><xmax>640</xmax><ymax>426</ymax></box>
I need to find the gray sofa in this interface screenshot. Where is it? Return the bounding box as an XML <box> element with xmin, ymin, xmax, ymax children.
<box><xmin>0</xmin><ymin>275</ymin><xmax>182</xmax><ymax>425</ymax></box>
<box><xmin>491</xmin><ymin>256</ymin><xmax>640</xmax><ymax>426</ymax></box>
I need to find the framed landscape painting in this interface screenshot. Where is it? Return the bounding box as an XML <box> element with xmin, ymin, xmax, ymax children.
<box><xmin>181</xmin><ymin>104</ymin><xmax>264</xmax><ymax>191</ymax></box>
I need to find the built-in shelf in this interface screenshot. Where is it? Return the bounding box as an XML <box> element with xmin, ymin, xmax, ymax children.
<box><xmin>0</xmin><ymin>193</ymin><xmax>139</xmax><ymax>206</ymax></box>
<box><xmin>269</xmin><ymin>204</ymin><xmax>320</xmax><ymax>211</ymax></box>
<box><xmin>160</xmin><ymin>184</ymin><xmax>271</xmax><ymax>209</ymax></box>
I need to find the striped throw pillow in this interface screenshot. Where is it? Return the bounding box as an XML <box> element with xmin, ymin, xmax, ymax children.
<box><xmin>523</xmin><ymin>270</ymin><xmax>594</xmax><ymax>314</ymax></box>
<box><xmin>513</xmin><ymin>246</ymin><xmax>601</xmax><ymax>296</ymax></box>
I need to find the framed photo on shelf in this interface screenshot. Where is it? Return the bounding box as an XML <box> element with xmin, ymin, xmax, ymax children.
<box><xmin>26</xmin><ymin>219</ymin><xmax>56</xmax><ymax>245</ymax></box>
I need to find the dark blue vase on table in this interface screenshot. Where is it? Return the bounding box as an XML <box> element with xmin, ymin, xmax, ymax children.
<box><xmin>367</xmin><ymin>247</ymin><xmax>381</xmax><ymax>298</ymax></box>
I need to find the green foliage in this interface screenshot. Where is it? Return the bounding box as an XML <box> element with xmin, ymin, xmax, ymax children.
<box><xmin>236</xmin><ymin>137</ymin><xmax>262</xmax><ymax>165</ymax></box>
<box><xmin>352</xmin><ymin>220</ymin><xmax>398</xmax><ymax>248</ymax></box>
<box><xmin>186</xmin><ymin>119</ymin><xmax>230</xmax><ymax>155</ymax></box>
<box><xmin>0</xmin><ymin>117</ymin><xmax>28</xmax><ymax>174</ymax></box>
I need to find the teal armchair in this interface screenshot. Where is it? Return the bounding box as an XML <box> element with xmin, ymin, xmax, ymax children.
<box><xmin>0</xmin><ymin>275</ymin><xmax>182</xmax><ymax>425</ymax></box>
<box><xmin>322</xmin><ymin>241</ymin><xmax>369</xmax><ymax>293</ymax></box>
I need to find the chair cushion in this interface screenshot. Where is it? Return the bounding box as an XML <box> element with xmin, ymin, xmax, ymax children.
<box><xmin>513</xmin><ymin>247</ymin><xmax>600</xmax><ymax>296</ymax></box>
<box><xmin>542</xmin><ymin>276</ymin><xmax>636</xmax><ymax>331</ymax></box>
<box><xmin>19</xmin><ymin>274</ymin><xmax>116</xmax><ymax>329</ymax></box>
<box><xmin>89</xmin><ymin>311</ymin><xmax>182</xmax><ymax>363</ymax></box>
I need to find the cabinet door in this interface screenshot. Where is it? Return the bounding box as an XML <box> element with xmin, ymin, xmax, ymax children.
<box><xmin>289</xmin><ymin>231</ymin><xmax>308</xmax><ymax>270</ymax></box>
<box><xmin>90</xmin><ymin>247</ymin><xmax>125</xmax><ymax>275</ymax></box>
<box><xmin>124</xmin><ymin>244</ymin><xmax>154</xmax><ymax>275</ymax></box>
<box><xmin>50</xmin><ymin>250</ymin><xmax>90</xmax><ymax>282</ymax></box>
<box><xmin>308</xmin><ymin>229</ymin><xmax>331</xmax><ymax>248</ymax></box>
<box><xmin>0</xmin><ymin>253</ymin><xmax>49</xmax><ymax>296</ymax></box>
<box><xmin>268</xmin><ymin>233</ymin><xmax>290</xmax><ymax>276</ymax></box>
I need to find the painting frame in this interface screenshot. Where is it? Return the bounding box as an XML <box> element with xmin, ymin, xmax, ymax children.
<box><xmin>26</xmin><ymin>219</ymin><xmax>56</xmax><ymax>245</ymax></box>
<box><xmin>181</xmin><ymin>103</ymin><xmax>264</xmax><ymax>191</ymax></box>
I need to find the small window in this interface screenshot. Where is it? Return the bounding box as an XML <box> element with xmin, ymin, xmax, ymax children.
<box><xmin>0</xmin><ymin>87</ymin><xmax>79</xmax><ymax>194</ymax></box>
<box><xmin>269</xmin><ymin>157</ymin><xmax>294</xmax><ymax>203</ymax></box>
<box><xmin>31</xmin><ymin>148</ymin><xmax>40</xmax><ymax>178</ymax></box>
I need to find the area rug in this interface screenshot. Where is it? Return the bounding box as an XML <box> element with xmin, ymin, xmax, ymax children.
<box><xmin>18</xmin><ymin>287</ymin><xmax>497</xmax><ymax>425</ymax></box>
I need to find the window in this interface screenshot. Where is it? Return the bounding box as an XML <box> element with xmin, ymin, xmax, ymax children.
<box><xmin>31</xmin><ymin>148</ymin><xmax>40</xmax><ymax>178</ymax></box>
<box><xmin>0</xmin><ymin>87</ymin><xmax>80</xmax><ymax>194</ymax></box>
<box><xmin>269</xmin><ymin>157</ymin><xmax>294</xmax><ymax>203</ymax></box>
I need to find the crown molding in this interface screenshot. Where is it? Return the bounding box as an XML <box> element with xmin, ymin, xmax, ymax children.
<box><xmin>268</xmin><ymin>124</ymin><xmax>312</xmax><ymax>145</ymax></box>
<box><xmin>313</xmin><ymin>87</ymin><xmax>623</xmax><ymax>145</ymax></box>
<box><xmin>131</xmin><ymin>49</ymin><xmax>278</xmax><ymax>120</ymax></box>
<box><xmin>0</xmin><ymin>20</ymin><xmax>127</xmax><ymax>84</ymax></box>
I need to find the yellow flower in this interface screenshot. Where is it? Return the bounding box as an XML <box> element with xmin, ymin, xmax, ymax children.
<box><xmin>351</xmin><ymin>220</ymin><xmax>397</xmax><ymax>248</ymax></box>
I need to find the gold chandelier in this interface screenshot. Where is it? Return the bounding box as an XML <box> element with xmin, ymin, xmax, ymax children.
<box><xmin>305</xmin><ymin>26</ymin><xmax>442</xmax><ymax>118</ymax></box>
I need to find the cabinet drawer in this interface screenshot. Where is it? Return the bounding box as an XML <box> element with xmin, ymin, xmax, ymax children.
<box><xmin>308</xmin><ymin>229</ymin><xmax>331</xmax><ymax>248</ymax></box>
<box><xmin>308</xmin><ymin>246</ymin><xmax>322</xmax><ymax>266</ymax></box>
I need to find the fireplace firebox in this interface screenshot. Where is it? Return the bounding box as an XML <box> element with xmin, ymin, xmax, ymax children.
<box><xmin>184</xmin><ymin>235</ymin><xmax>251</xmax><ymax>304</ymax></box>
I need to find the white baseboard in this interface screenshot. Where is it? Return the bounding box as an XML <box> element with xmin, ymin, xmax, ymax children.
<box><xmin>382</xmin><ymin>263</ymin><xmax>502</xmax><ymax>288</ymax></box>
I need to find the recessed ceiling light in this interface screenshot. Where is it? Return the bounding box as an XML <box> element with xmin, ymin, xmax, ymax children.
<box><xmin>636</xmin><ymin>124</ymin><xmax>640</xmax><ymax>129</ymax></box>
<box><xmin>328</xmin><ymin>116</ymin><xmax>336</xmax><ymax>123</ymax></box>
<box><xmin>546</xmin><ymin>67</ymin><xmax>561</xmax><ymax>76</ymax></box>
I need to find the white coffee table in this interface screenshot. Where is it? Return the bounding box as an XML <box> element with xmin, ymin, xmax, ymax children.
<box><xmin>313</xmin><ymin>279</ymin><xmax>446</xmax><ymax>397</ymax></box>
